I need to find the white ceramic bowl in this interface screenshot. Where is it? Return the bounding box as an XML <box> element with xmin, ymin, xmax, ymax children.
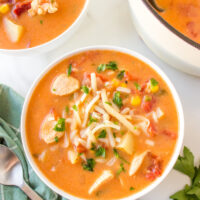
<box><xmin>128</xmin><ymin>0</ymin><xmax>200</xmax><ymax>76</ymax></box>
<box><xmin>21</xmin><ymin>46</ymin><xmax>184</xmax><ymax>200</ymax></box>
<box><xmin>0</xmin><ymin>0</ymin><xmax>89</xmax><ymax>56</ymax></box>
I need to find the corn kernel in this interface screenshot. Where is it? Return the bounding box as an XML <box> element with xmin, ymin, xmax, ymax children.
<box><xmin>111</xmin><ymin>79</ymin><xmax>120</xmax><ymax>87</ymax></box>
<box><xmin>0</xmin><ymin>4</ymin><xmax>10</xmax><ymax>14</ymax></box>
<box><xmin>151</xmin><ymin>84</ymin><xmax>159</xmax><ymax>93</ymax></box>
<box><xmin>131</xmin><ymin>95</ymin><xmax>141</xmax><ymax>106</ymax></box>
<box><xmin>120</xmin><ymin>83</ymin><xmax>127</xmax><ymax>88</ymax></box>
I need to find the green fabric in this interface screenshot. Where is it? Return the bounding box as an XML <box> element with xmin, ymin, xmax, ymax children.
<box><xmin>0</xmin><ymin>84</ymin><xmax>66</xmax><ymax>200</ymax></box>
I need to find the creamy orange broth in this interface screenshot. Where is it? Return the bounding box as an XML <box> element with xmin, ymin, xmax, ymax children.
<box><xmin>156</xmin><ymin>0</ymin><xmax>200</xmax><ymax>43</ymax></box>
<box><xmin>26</xmin><ymin>50</ymin><xmax>178</xmax><ymax>200</ymax></box>
<box><xmin>0</xmin><ymin>0</ymin><xmax>85</xmax><ymax>49</ymax></box>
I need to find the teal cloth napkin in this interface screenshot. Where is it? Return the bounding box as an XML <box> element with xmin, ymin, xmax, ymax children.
<box><xmin>0</xmin><ymin>84</ymin><xmax>66</xmax><ymax>200</ymax></box>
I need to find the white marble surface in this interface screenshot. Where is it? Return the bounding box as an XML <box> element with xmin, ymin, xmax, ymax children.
<box><xmin>0</xmin><ymin>0</ymin><xmax>200</xmax><ymax>199</ymax></box>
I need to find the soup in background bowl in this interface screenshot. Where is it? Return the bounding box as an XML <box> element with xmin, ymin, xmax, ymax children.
<box><xmin>156</xmin><ymin>0</ymin><xmax>200</xmax><ymax>44</ymax></box>
<box><xmin>21</xmin><ymin>46</ymin><xmax>184</xmax><ymax>200</ymax></box>
<box><xmin>0</xmin><ymin>0</ymin><xmax>88</xmax><ymax>53</ymax></box>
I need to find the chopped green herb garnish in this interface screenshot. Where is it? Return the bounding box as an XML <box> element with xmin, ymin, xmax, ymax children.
<box><xmin>95</xmin><ymin>147</ymin><xmax>106</xmax><ymax>158</ymax></box>
<box><xmin>81</xmin><ymin>85</ymin><xmax>89</xmax><ymax>94</ymax></box>
<box><xmin>65</xmin><ymin>106</ymin><xmax>69</xmax><ymax>114</ymax></box>
<box><xmin>88</xmin><ymin>115</ymin><xmax>98</xmax><ymax>126</ymax></box>
<box><xmin>97</xmin><ymin>64</ymin><xmax>107</xmax><ymax>72</ymax></box>
<box><xmin>134</xmin><ymin>82</ymin><xmax>141</xmax><ymax>91</ymax></box>
<box><xmin>52</xmin><ymin>88</ymin><xmax>56</xmax><ymax>91</ymax></box>
<box><xmin>113</xmin><ymin>121</ymin><xmax>119</xmax><ymax>125</ymax></box>
<box><xmin>113</xmin><ymin>91</ymin><xmax>123</xmax><ymax>108</ymax></box>
<box><xmin>67</xmin><ymin>64</ymin><xmax>72</xmax><ymax>76</ymax></box>
<box><xmin>106</xmin><ymin>61</ymin><xmax>118</xmax><ymax>71</ymax></box>
<box><xmin>157</xmin><ymin>89</ymin><xmax>167</xmax><ymax>96</ymax></box>
<box><xmin>117</xmin><ymin>163</ymin><xmax>126</xmax><ymax>176</ymax></box>
<box><xmin>90</xmin><ymin>143</ymin><xmax>96</xmax><ymax>151</ymax></box>
<box><xmin>82</xmin><ymin>158</ymin><xmax>96</xmax><ymax>172</ymax></box>
<box><xmin>130</xmin><ymin>187</ymin><xmax>135</xmax><ymax>191</ymax></box>
<box><xmin>170</xmin><ymin>147</ymin><xmax>200</xmax><ymax>200</ymax></box>
<box><xmin>97</xmin><ymin>61</ymin><xmax>118</xmax><ymax>72</ymax></box>
<box><xmin>113</xmin><ymin>149</ymin><xmax>130</xmax><ymax>164</ymax></box>
<box><xmin>105</xmin><ymin>101</ymin><xmax>112</xmax><ymax>105</ymax></box>
<box><xmin>113</xmin><ymin>132</ymin><xmax>116</xmax><ymax>138</ymax></box>
<box><xmin>54</xmin><ymin>136</ymin><xmax>59</xmax><ymax>143</ymax></box>
<box><xmin>40</xmin><ymin>20</ymin><xmax>43</xmax><ymax>24</ymax></box>
<box><xmin>120</xmin><ymin>131</ymin><xmax>125</xmax><ymax>135</ymax></box>
<box><xmin>117</xmin><ymin>70</ymin><xmax>125</xmax><ymax>80</ymax></box>
<box><xmin>72</xmin><ymin>105</ymin><xmax>78</xmax><ymax>111</ymax></box>
<box><xmin>150</xmin><ymin>78</ymin><xmax>159</xmax><ymax>86</ymax></box>
<box><xmin>144</xmin><ymin>95</ymin><xmax>152</xmax><ymax>102</ymax></box>
<box><xmin>79</xmin><ymin>152</ymin><xmax>83</xmax><ymax>156</ymax></box>
<box><xmin>98</xmin><ymin>130</ymin><xmax>107</xmax><ymax>138</ymax></box>
<box><xmin>53</xmin><ymin>118</ymin><xmax>65</xmax><ymax>132</ymax></box>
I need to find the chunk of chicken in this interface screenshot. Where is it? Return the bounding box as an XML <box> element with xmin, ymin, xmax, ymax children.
<box><xmin>88</xmin><ymin>170</ymin><xmax>114</xmax><ymax>194</ymax></box>
<box><xmin>28</xmin><ymin>0</ymin><xmax>58</xmax><ymax>16</ymax></box>
<box><xmin>51</xmin><ymin>74</ymin><xmax>80</xmax><ymax>96</ymax></box>
<box><xmin>129</xmin><ymin>151</ymin><xmax>149</xmax><ymax>176</ymax></box>
<box><xmin>41</xmin><ymin>112</ymin><xmax>64</xmax><ymax>144</ymax></box>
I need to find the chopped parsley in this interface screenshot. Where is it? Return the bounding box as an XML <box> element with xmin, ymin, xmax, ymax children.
<box><xmin>117</xmin><ymin>70</ymin><xmax>125</xmax><ymax>80</ymax></box>
<box><xmin>97</xmin><ymin>64</ymin><xmax>107</xmax><ymax>72</ymax></box>
<box><xmin>130</xmin><ymin>187</ymin><xmax>135</xmax><ymax>191</ymax></box>
<box><xmin>40</xmin><ymin>20</ymin><xmax>43</xmax><ymax>24</ymax></box>
<box><xmin>72</xmin><ymin>105</ymin><xmax>78</xmax><ymax>111</ymax></box>
<box><xmin>170</xmin><ymin>147</ymin><xmax>200</xmax><ymax>200</ymax></box>
<box><xmin>82</xmin><ymin>158</ymin><xmax>96</xmax><ymax>172</ymax></box>
<box><xmin>113</xmin><ymin>149</ymin><xmax>129</xmax><ymax>164</ymax></box>
<box><xmin>113</xmin><ymin>91</ymin><xmax>123</xmax><ymax>108</ymax></box>
<box><xmin>157</xmin><ymin>89</ymin><xmax>167</xmax><ymax>96</ymax></box>
<box><xmin>134</xmin><ymin>82</ymin><xmax>141</xmax><ymax>91</ymax></box>
<box><xmin>98</xmin><ymin>130</ymin><xmax>107</xmax><ymax>138</ymax></box>
<box><xmin>150</xmin><ymin>78</ymin><xmax>159</xmax><ymax>87</ymax></box>
<box><xmin>65</xmin><ymin>106</ymin><xmax>69</xmax><ymax>114</ymax></box>
<box><xmin>117</xmin><ymin>163</ymin><xmax>126</xmax><ymax>176</ymax></box>
<box><xmin>52</xmin><ymin>88</ymin><xmax>56</xmax><ymax>91</ymax></box>
<box><xmin>53</xmin><ymin>118</ymin><xmax>65</xmax><ymax>132</ymax></box>
<box><xmin>105</xmin><ymin>101</ymin><xmax>112</xmax><ymax>105</ymax></box>
<box><xmin>97</xmin><ymin>61</ymin><xmax>118</xmax><ymax>72</ymax></box>
<box><xmin>113</xmin><ymin>132</ymin><xmax>116</xmax><ymax>138</ymax></box>
<box><xmin>54</xmin><ymin>136</ymin><xmax>59</xmax><ymax>143</ymax></box>
<box><xmin>95</xmin><ymin>147</ymin><xmax>106</xmax><ymax>158</ymax></box>
<box><xmin>88</xmin><ymin>115</ymin><xmax>98</xmax><ymax>126</ymax></box>
<box><xmin>90</xmin><ymin>143</ymin><xmax>96</xmax><ymax>151</ymax></box>
<box><xmin>67</xmin><ymin>64</ymin><xmax>72</xmax><ymax>76</ymax></box>
<box><xmin>81</xmin><ymin>85</ymin><xmax>89</xmax><ymax>94</ymax></box>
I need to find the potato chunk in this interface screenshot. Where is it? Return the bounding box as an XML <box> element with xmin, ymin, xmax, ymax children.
<box><xmin>129</xmin><ymin>151</ymin><xmax>149</xmax><ymax>176</ymax></box>
<box><xmin>41</xmin><ymin>113</ymin><xmax>64</xmax><ymax>144</ymax></box>
<box><xmin>4</xmin><ymin>18</ymin><xmax>24</xmax><ymax>43</ymax></box>
<box><xmin>89</xmin><ymin>170</ymin><xmax>114</xmax><ymax>194</ymax></box>
<box><xmin>117</xmin><ymin>132</ymin><xmax>134</xmax><ymax>155</ymax></box>
<box><xmin>51</xmin><ymin>74</ymin><xmax>80</xmax><ymax>96</ymax></box>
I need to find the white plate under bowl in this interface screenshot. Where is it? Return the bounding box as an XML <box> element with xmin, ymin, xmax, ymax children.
<box><xmin>21</xmin><ymin>45</ymin><xmax>184</xmax><ymax>200</ymax></box>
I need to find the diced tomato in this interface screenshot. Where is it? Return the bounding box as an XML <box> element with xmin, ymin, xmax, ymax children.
<box><xmin>124</xmin><ymin>71</ymin><xmax>138</xmax><ymax>82</ymax></box>
<box><xmin>84</xmin><ymin>72</ymin><xmax>108</xmax><ymax>82</ymax></box>
<box><xmin>74</xmin><ymin>144</ymin><xmax>87</xmax><ymax>154</ymax></box>
<box><xmin>148</xmin><ymin>120</ymin><xmax>157</xmax><ymax>137</ymax></box>
<box><xmin>13</xmin><ymin>1</ymin><xmax>31</xmax><ymax>17</ymax></box>
<box><xmin>186</xmin><ymin>22</ymin><xmax>198</xmax><ymax>39</ymax></box>
<box><xmin>145</xmin><ymin>153</ymin><xmax>162</xmax><ymax>181</ymax></box>
<box><xmin>141</xmin><ymin>99</ymin><xmax>153</xmax><ymax>113</ymax></box>
<box><xmin>162</xmin><ymin>130</ymin><xmax>177</xmax><ymax>140</ymax></box>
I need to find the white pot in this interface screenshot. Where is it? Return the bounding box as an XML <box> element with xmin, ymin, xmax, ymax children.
<box><xmin>21</xmin><ymin>46</ymin><xmax>184</xmax><ymax>200</ymax></box>
<box><xmin>128</xmin><ymin>0</ymin><xmax>200</xmax><ymax>76</ymax></box>
<box><xmin>0</xmin><ymin>0</ymin><xmax>90</xmax><ymax>56</ymax></box>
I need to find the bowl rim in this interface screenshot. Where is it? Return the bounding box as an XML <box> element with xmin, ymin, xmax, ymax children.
<box><xmin>142</xmin><ymin>0</ymin><xmax>200</xmax><ymax>50</ymax></box>
<box><xmin>21</xmin><ymin>45</ymin><xmax>184</xmax><ymax>200</ymax></box>
<box><xmin>0</xmin><ymin>0</ymin><xmax>90</xmax><ymax>54</ymax></box>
